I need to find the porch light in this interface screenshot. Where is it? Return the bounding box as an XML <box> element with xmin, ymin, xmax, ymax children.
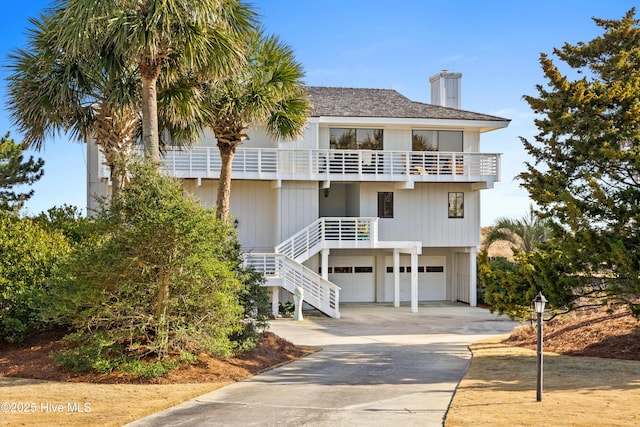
<box><xmin>533</xmin><ymin>291</ymin><xmax>547</xmax><ymax>402</ymax></box>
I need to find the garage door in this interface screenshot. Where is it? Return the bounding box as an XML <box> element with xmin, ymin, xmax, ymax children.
<box><xmin>328</xmin><ymin>256</ymin><xmax>375</xmax><ymax>302</ymax></box>
<box><xmin>384</xmin><ymin>255</ymin><xmax>446</xmax><ymax>301</ymax></box>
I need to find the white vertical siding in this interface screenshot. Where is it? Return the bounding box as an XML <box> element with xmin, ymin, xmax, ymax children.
<box><xmin>278</xmin><ymin>181</ymin><xmax>319</xmax><ymax>242</ymax></box>
<box><xmin>318</xmin><ymin>127</ymin><xmax>330</xmax><ymax>149</ymax></box>
<box><xmin>359</xmin><ymin>182</ymin><xmax>480</xmax><ymax>247</ymax></box>
<box><xmin>345</xmin><ymin>184</ymin><xmax>360</xmax><ymax>216</ymax></box>
<box><xmin>278</xmin><ymin>124</ymin><xmax>316</xmax><ymax>149</ymax></box>
<box><xmin>182</xmin><ymin>179</ymin><xmax>278</xmax><ymax>251</ymax></box>
<box><xmin>244</xmin><ymin>126</ymin><xmax>279</xmax><ymax>148</ymax></box>
<box><xmin>192</xmin><ymin>126</ymin><xmax>280</xmax><ymax>149</ymax></box>
<box><xmin>383</xmin><ymin>128</ymin><xmax>410</xmax><ymax>151</ymax></box>
<box><xmin>463</xmin><ymin>130</ymin><xmax>480</xmax><ymax>152</ymax></box>
<box><xmin>86</xmin><ymin>139</ymin><xmax>110</xmax><ymax>214</ymax></box>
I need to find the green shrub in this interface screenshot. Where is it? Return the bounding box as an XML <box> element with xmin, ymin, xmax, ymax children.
<box><xmin>47</xmin><ymin>160</ymin><xmax>256</xmax><ymax>368</ymax></box>
<box><xmin>54</xmin><ymin>330</ymin><xmax>179</xmax><ymax>379</ymax></box>
<box><xmin>33</xmin><ymin>204</ymin><xmax>93</xmax><ymax>245</ymax></box>
<box><xmin>478</xmin><ymin>245</ymin><xmax>583</xmax><ymax>320</ymax></box>
<box><xmin>231</xmin><ymin>268</ymin><xmax>271</xmax><ymax>352</ymax></box>
<box><xmin>53</xmin><ymin>331</ymin><xmax>122</xmax><ymax>374</ymax></box>
<box><xmin>118</xmin><ymin>359</ymin><xmax>179</xmax><ymax>379</ymax></box>
<box><xmin>279</xmin><ymin>301</ymin><xmax>295</xmax><ymax>315</ymax></box>
<box><xmin>0</xmin><ymin>211</ymin><xmax>70</xmax><ymax>342</ymax></box>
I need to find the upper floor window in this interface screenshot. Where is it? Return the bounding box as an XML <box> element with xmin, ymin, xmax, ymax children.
<box><xmin>448</xmin><ymin>192</ymin><xmax>464</xmax><ymax>218</ymax></box>
<box><xmin>412</xmin><ymin>130</ymin><xmax>463</xmax><ymax>152</ymax></box>
<box><xmin>330</xmin><ymin>128</ymin><xmax>383</xmax><ymax>150</ymax></box>
<box><xmin>378</xmin><ymin>192</ymin><xmax>394</xmax><ymax>218</ymax></box>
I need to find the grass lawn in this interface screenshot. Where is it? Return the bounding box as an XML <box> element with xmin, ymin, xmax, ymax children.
<box><xmin>446</xmin><ymin>336</ymin><xmax>640</xmax><ymax>426</ymax></box>
<box><xmin>0</xmin><ymin>378</ymin><xmax>227</xmax><ymax>426</ymax></box>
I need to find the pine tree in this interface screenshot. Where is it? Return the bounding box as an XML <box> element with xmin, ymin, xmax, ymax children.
<box><xmin>0</xmin><ymin>133</ymin><xmax>44</xmax><ymax>212</ymax></box>
<box><xmin>520</xmin><ymin>8</ymin><xmax>640</xmax><ymax>313</ymax></box>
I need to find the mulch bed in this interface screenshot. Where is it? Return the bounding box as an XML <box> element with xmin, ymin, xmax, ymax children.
<box><xmin>505</xmin><ymin>308</ymin><xmax>640</xmax><ymax>361</ymax></box>
<box><xmin>0</xmin><ymin>330</ymin><xmax>314</xmax><ymax>384</ymax></box>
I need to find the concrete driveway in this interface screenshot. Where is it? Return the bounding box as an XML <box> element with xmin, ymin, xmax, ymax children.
<box><xmin>126</xmin><ymin>302</ymin><xmax>518</xmax><ymax>427</ymax></box>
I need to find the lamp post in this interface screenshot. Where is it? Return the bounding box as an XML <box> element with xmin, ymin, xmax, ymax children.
<box><xmin>533</xmin><ymin>292</ymin><xmax>547</xmax><ymax>402</ymax></box>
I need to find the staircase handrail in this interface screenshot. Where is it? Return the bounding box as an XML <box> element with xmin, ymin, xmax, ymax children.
<box><xmin>275</xmin><ymin>217</ymin><xmax>378</xmax><ymax>262</ymax></box>
<box><xmin>244</xmin><ymin>253</ymin><xmax>340</xmax><ymax>318</ymax></box>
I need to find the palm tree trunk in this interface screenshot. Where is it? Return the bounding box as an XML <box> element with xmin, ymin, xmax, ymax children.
<box><xmin>93</xmin><ymin>103</ymin><xmax>137</xmax><ymax>200</ymax></box>
<box><xmin>216</xmin><ymin>143</ymin><xmax>236</xmax><ymax>222</ymax></box>
<box><xmin>111</xmin><ymin>167</ymin><xmax>122</xmax><ymax>199</ymax></box>
<box><xmin>139</xmin><ymin>58</ymin><xmax>163</xmax><ymax>163</ymax></box>
<box><xmin>141</xmin><ymin>75</ymin><xmax>160</xmax><ymax>162</ymax></box>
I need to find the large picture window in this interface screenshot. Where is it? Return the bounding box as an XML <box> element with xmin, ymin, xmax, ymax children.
<box><xmin>378</xmin><ymin>192</ymin><xmax>394</xmax><ymax>218</ymax></box>
<box><xmin>448</xmin><ymin>192</ymin><xmax>464</xmax><ymax>218</ymax></box>
<box><xmin>412</xmin><ymin>130</ymin><xmax>463</xmax><ymax>152</ymax></box>
<box><xmin>330</xmin><ymin>128</ymin><xmax>383</xmax><ymax>150</ymax></box>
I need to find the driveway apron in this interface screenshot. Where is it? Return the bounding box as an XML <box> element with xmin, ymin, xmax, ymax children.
<box><xmin>125</xmin><ymin>302</ymin><xmax>518</xmax><ymax>427</ymax></box>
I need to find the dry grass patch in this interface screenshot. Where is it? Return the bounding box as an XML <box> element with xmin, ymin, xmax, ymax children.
<box><xmin>446</xmin><ymin>337</ymin><xmax>640</xmax><ymax>427</ymax></box>
<box><xmin>0</xmin><ymin>331</ymin><xmax>316</xmax><ymax>425</ymax></box>
<box><xmin>0</xmin><ymin>377</ymin><xmax>227</xmax><ymax>426</ymax></box>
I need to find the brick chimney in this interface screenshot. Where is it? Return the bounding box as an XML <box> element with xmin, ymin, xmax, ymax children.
<box><xmin>429</xmin><ymin>71</ymin><xmax>462</xmax><ymax>109</ymax></box>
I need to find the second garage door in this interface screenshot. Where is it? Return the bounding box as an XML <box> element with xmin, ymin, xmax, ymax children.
<box><xmin>384</xmin><ymin>255</ymin><xmax>447</xmax><ymax>301</ymax></box>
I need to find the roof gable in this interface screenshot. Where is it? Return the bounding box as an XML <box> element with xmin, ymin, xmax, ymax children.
<box><xmin>305</xmin><ymin>86</ymin><xmax>509</xmax><ymax>122</ymax></box>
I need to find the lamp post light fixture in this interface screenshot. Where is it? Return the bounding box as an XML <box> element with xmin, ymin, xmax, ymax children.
<box><xmin>533</xmin><ymin>291</ymin><xmax>547</xmax><ymax>402</ymax></box>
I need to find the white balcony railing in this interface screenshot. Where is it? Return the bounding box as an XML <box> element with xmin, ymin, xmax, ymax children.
<box><xmin>243</xmin><ymin>253</ymin><xmax>340</xmax><ymax>319</ymax></box>
<box><xmin>276</xmin><ymin>217</ymin><xmax>378</xmax><ymax>263</ymax></box>
<box><xmin>98</xmin><ymin>147</ymin><xmax>500</xmax><ymax>183</ymax></box>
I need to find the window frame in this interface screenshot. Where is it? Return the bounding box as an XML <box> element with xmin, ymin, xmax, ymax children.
<box><xmin>330</xmin><ymin>128</ymin><xmax>383</xmax><ymax>150</ymax></box>
<box><xmin>377</xmin><ymin>192</ymin><xmax>394</xmax><ymax>218</ymax></box>
<box><xmin>448</xmin><ymin>192</ymin><xmax>464</xmax><ymax>218</ymax></box>
<box><xmin>412</xmin><ymin>130</ymin><xmax>463</xmax><ymax>152</ymax></box>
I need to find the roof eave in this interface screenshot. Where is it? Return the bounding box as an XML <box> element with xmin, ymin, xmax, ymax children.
<box><xmin>309</xmin><ymin>116</ymin><xmax>510</xmax><ymax>131</ymax></box>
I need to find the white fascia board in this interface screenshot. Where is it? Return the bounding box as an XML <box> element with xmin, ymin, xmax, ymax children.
<box><xmin>310</xmin><ymin>116</ymin><xmax>509</xmax><ymax>132</ymax></box>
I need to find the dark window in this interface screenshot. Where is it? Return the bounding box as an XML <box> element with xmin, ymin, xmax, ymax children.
<box><xmin>399</xmin><ymin>266</ymin><xmax>405</xmax><ymax>273</ymax></box>
<box><xmin>448</xmin><ymin>192</ymin><xmax>464</xmax><ymax>218</ymax></box>
<box><xmin>426</xmin><ymin>266</ymin><xmax>444</xmax><ymax>273</ymax></box>
<box><xmin>406</xmin><ymin>266</ymin><xmax>411</xmax><ymax>273</ymax></box>
<box><xmin>333</xmin><ymin>266</ymin><xmax>353</xmax><ymax>273</ymax></box>
<box><xmin>378</xmin><ymin>192</ymin><xmax>394</xmax><ymax>218</ymax></box>
<box><xmin>330</xmin><ymin>128</ymin><xmax>383</xmax><ymax>150</ymax></box>
<box><xmin>418</xmin><ymin>266</ymin><xmax>425</xmax><ymax>273</ymax></box>
<box><xmin>412</xmin><ymin>130</ymin><xmax>462</xmax><ymax>152</ymax></box>
<box><xmin>386</xmin><ymin>266</ymin><xmax>393</xmax><ymax>273</ymax></box>
<box><xmin>354</xmin><ymin>266</ymin><xmax>373</xmax><ymax>273</ymax></box>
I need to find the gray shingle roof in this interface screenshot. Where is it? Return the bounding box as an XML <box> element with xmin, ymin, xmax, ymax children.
<box><xmin>305</xmin><ymin>86</ymin><xmax>509</xmax><ymax>122</ymax></box>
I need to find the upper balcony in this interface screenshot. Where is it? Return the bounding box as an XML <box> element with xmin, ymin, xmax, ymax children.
<box><xmin>98</xmin><ymin>147</ymin><xmax>501</xmax><ymax>186</ymax></box>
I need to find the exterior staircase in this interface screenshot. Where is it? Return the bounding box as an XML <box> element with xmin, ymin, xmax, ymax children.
<box><xmin>243</xmin><ymin>253</ymin><xmax>341</xmax><ymax>319</ymax></box>
<box><xmin>243</xmin><ymin>217</ymin><xmax>379</xmax><ymax>319</ymax></box>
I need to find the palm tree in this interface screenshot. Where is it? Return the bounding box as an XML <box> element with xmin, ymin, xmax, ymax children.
<box><xmin>51</xmin><ymin>0</ymin><xmax>256</xmax><ymax>162</ymax></box>
<box><xmin>203</xmin><ymin>30</ymin><xmax>310</xmax><ymax>221</ymax></box>
<box><xmin>6</xmin><ymin>13</ymin><xmax>140</xmax><ymax>196</ymax></box>
<box><xmin>483</xmin><ymin>205</ymin><xmax>552</xmax><ymax>253</ymax></box>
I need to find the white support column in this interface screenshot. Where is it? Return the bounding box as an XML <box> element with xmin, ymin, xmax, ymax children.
<box><xmin>411</xmin><ymin>248</ymin><xmax>418</xmax><ymax>313</ymax></box>
<box><xmin>321</xmin><ymin>248</ymin><xmax>330</xmax><ymax>280</ymax></box>
<box><xmin>271</xmin><ymin>287</ymin><xmax>279</xmax><ymax>317</ymax></box>
<box><xmin>469</xmin><ymin>248</ymin><xmax>478</xmax><ymax>307</ymax></box>
<box><xmin>393</xmin><ymin>249</ymin><xmax>400</xmax><ymax>307</ymax></box>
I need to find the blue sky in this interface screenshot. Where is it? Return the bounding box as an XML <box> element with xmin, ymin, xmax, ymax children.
<box><xmin>0</xmin><ymin>0</ymin><xmax>636</xmax><ymax>225</ymax></box>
